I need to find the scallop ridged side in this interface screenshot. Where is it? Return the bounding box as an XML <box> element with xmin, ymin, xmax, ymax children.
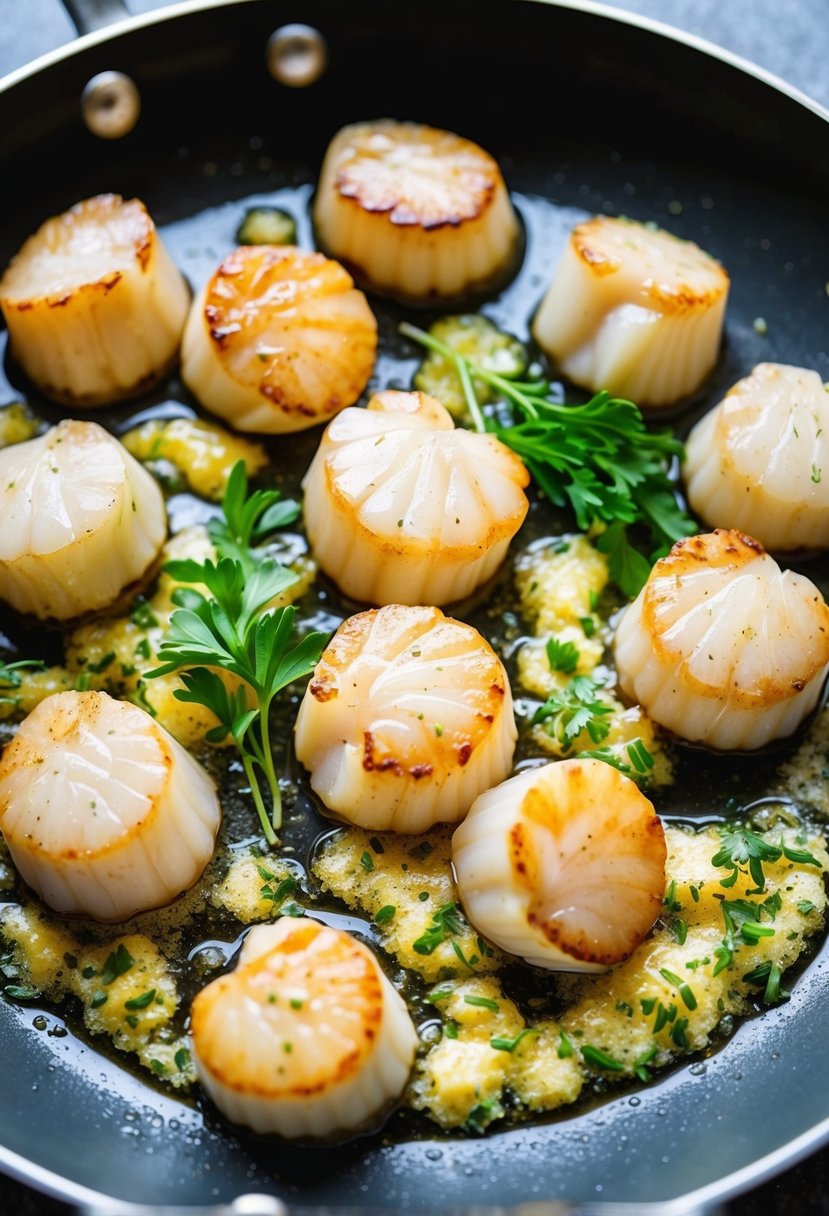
<box><xmin>0</xmin><ymin>420</ymin><xmax>166</xmax><ymax>620</ymax></box>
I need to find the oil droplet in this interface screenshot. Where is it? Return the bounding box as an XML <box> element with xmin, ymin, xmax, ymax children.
<box><xmin>688</xmin><ymin>1062</ymin><xmax>707</xmax><ymax>1076</ymax></box>
<box><xmin>32</xmin><ymin>1015</ymin><xmax>48</xmax><ymax>1031</ymax></box>
<box><xmin>425</xmin><ymin>1148</ymin><xmax>442</xmax><ymax>1161</ymax></box>
<box><xmin>628</xmin><ymin>1096</ymin><xmax>641</xmax><ymax>1107</ymax></box>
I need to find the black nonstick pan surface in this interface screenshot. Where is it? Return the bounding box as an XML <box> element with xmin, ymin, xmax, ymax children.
<box><xmin>1</xmin><ymin>1</ymin><xmax>828</xmax><ymax>1212</ymax></box>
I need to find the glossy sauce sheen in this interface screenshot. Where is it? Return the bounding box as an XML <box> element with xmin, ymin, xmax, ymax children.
<box><xmin>0</xmin><ymin>177</ymin><xmax>827</xmax><ymax>1142</ymax></box>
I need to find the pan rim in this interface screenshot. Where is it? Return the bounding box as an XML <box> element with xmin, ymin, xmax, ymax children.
<box><xmin>1</xmin><ymin>0</ymin><xmax>829</xmax><ymax>1212</ymax></box>
<box><xmin>0</xmin><ymin>0</ymin><xmax>827</xmax><ymax>129</ymax></box>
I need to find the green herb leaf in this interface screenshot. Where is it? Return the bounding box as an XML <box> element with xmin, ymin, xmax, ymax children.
<box><xmin>148</xmin><ymin>506</ymin><xmax>327</xmax><ymax>846</ymax></box>
<box><xmin>100</xmin><ymin>944</ymin><xmax>135</xmax><ymax>986</ymax></box>
<box><xmin>581</xmin><ymin>1044</ymin><xmax>625</xmax><ymax>1072</ymax></box>
<box><xmin>463</xmin><ymin>995</ymin><xmax>499</xmax><ymax>1011</ymax></box>
<box><xmin>3</xmin><ymin>983</ymin><xmax>41</xmax><ymax>1001</ymax></box>
<box><xmin>491</xmin><ymin>1028</ymin><xmax>537</xmax><ymax>1052</ymax></box>
<box><xmin>413</xmin><ymin>902</ymin><xmax>466</xmax><ymax>955</ymax></box>
<box><xmin>557</xmin><ymin>1030</ymin><xmax>574</xmax><ymax>1059</ymax></box>
<box><xmin>545</xmin><ymin>636</ymin><xmax>580</xmax><ymax>674</ymax></box>
<box><xmin>532</xmin><ymin>674</ymin><xmax>614</xmax><ymax>749</ymax></box>
<box><xmin>400</xmin><ymin>322</ymin><xmax>696</xmax><ymax>599</ymax></box>
<box><xmin>375</xmin><ymin>905</ymin><xmax>396</xmax><ymax>925</ymax></box>
<box><xmin>0</xmin><ymin>658</ymin><xmax>45</xmax><ymax>707</ymax></box>
<box><xmin>124</xmin><ymin>988</ymin><xmax>157</xmax><ymax>1011</ymax></box>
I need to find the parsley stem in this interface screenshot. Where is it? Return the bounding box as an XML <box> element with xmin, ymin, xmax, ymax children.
<box><xmin>241</xmin><ymin>750</ymin><xmax>277</xmax><ymax>847</ymax></box>
<box><xmin>452</xmin><ymin>349</ymin><xmax>488</xmax><ymax>435</ymax></box>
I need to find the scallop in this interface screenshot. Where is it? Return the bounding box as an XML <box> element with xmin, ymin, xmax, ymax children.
<box><xmin>0</xmin><ymin>419</ymin><xmax>166</xmax><ymax>620</ymax></box>
<box><xmin>0</xmin><ymin>194</ymin><xmax>190</xmax><ymax>406</ymax></box>
<box><xmin>190</xmin><ymin>917</ymin><xmax>418</xmax><ymax>1137</ymax></box>
<box><xmin>301</xmin><ymin>389</ymin><xmax>529</xmax><ymax>606</ymax></box>
<box><xmin>532</xmin><ymin>216</ymin><xmax>729</xmax><ymax>408</ymax></box>
<box><xmin>313</xmin><ymin>120</ymin><xmax>520</xmax><ymax>301</ymax></box>
<box><xmin>452</xmin><ymin>758</ymin><xmax>667</xmax><ymax>973</ymax></box>
<box><xmin>0</xmin><ymin>690</ymin><xmax>220</xmax><ymax>921</ymax></box>
<box><xmin>294</xmin><ymin>604</ymin><xmax>516</xmax><ymax>833</ymax></box>
<box><xmin>684</xmin><ymin>363</ymin><xmax>829</xmax><ymax>550</ymax></box>
<box><xmin>180</xmin><ymin>245</ymin><xmax>377</xmax><ymax>433</ymax></box>
<box><xmin>614</xmin><ymin>530</ymin><xmax>829</xmax><ymax>750</ymax></box>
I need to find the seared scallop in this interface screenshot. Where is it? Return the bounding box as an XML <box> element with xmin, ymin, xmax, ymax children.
<box><xmin>0</xmin><ymin>419</ymin><xmax>166</xmax><ymax>620</ymax></box>
<box><xmin>684</xmin><ymin>363</ymin><xmax>829</xmax><ymax>550</ymax></box>
<box><xmin>614</xmin><ymin>530</ymin><xmax>829</xmax><ymax>750</ymax></box>
<box><xmin>190</xmin><ymin>918</ymin><xmax>418</xmax><ymax>1137</ymax></box>
<box><xmin>0</xmin><ymin>194</ymin><xmax>190</xmax><ymax>406</ymax></box>
<box><xmin>532</xmin><ymin>216</ymin><xmax>729</xmax><ymax>408</ymax></box>
<box><xmin>294</xmin><ymin>605</ymin><xmax>517</xmax><ymax>833</ymax></box>
<box><xmin>452</xmin><ymin>758</ymin><xmax>667</xmax><ymax>972</ymax></box>
<box><xmin>313</xmin><ymin>120</ymin><xmax>520</xmax><ymax>301</ymax></box>
<box><xmin>180</xmin><ymin>245</ymin><xmax>377</xmax><ymax>433</ymax></box>
<box><xmin>0</xmin><ymin>690</ymin><xmax>220</xmax><ymax>921</ymax></box>
<box><xmin>301</xmin><ymin>389</ymin><xmax>529</xmax><ymax>606</ymax></box>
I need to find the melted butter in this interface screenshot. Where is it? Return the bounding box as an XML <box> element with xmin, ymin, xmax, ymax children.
<box><xmin>0</xmin><ymin>183</ymin><xmax>826</xmax><ymax>1136</ymax></box>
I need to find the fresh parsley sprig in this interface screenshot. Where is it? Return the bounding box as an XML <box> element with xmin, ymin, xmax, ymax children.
<box><xmin>148</xmin><ymin>468</ymin><xmax>326</xmax><ymax>846</ymax></box>
<box><xmin>531</xmin><ymin>674</ymin><xmax>614</xmax><ymax>749</ymax></box>
<box><xmin>400</xmin><ymin>321</ymin><xmax>696</xmax><ymax>597</ymax></box>
<box><xmin>208</xmin><ymin>461</ymin><xmax>300</xmax><ymax>575</ymax></box>
<box><xmin>712</xmin><ymin>826</ymin><xmax>822</xmax><ymax>894</ymax></box>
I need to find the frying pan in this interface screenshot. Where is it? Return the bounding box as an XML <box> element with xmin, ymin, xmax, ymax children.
<box><xmin>1</xmin><ymin>1</ymin><xmax>829</xmax><ymax>1212</ymax></box>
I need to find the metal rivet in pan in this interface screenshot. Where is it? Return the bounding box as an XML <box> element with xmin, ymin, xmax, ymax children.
<box><xmin>230</xmin><ymin>1196</ymin><xmax>288</xmax><ymax>1216</ymax></box>
<box><xmin>81</xmin><ymin>70</ymin><xmax>141</xmax><ymax>139</ymax></box>
<box><xmin>266</xmin><ymin>24</ymin><xmax>328</xmax><ymax>88</ymax></box>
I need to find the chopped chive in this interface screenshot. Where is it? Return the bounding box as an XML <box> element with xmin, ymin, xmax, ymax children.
<box><xmin>463</xmin><ymin>995</ymin><xmax>499</xmax><ymax>1011</ymax></box>
<box><xmin>491</xmin><ymin>1028</ymin><xmax>536</xmax><ymax>1053</ymax></box>
<box><xmin>581</xmin><ymin>1045</ymin><xmax>625</xmax><ymax>1072</ymax></box>
<box><xmin>375</xmin><ymin>905</ymin><xmax>396</xmax><ymax>925</ymax></box>
<box><xmin>557</xmin><ymin>1030</ymin><xmax>574</xmax><ymax>1059</ymax></box>
<box><xmin>125</xmin><ymin>989</ymin><xmax>157</xmax><ymax>1011</ymax></box>
<box><xmin>359</xmin><ymin>851</ymin><xmax>374</xmax><ymax>872</ymax></box>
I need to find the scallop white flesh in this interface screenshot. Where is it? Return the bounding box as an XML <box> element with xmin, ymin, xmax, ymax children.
<box><xmin>0</xmin><ymin>419</ymin><xmax>166</xmax><ymax>620</ymax></box>
<box><xmin>615</xmin><ymin>530</ymin><xmax>829</xmax><ymax>750</ymax></box>
<box><xmin>190</xmin><ymin>918</ymin><xmax>418</xmax><ymax>1138</ymax></box>
<box><xmin>313</xmin><ymin>120</ymin><xmax>520</xmax><ymax>301</ymax></box>
<box><xmin>452</xmin><ymin>758</ymin><xmax>667</xmax><ymax>973</ymax></box>
<box><xmin>0</xmin><ymin>691</ymin><xmax>220</xmax><ymax>921</ymax></box>
<box><xmin>0</xmin><ymin>194</ymin><xmax>190</xmax><ymax>406</ymax></box>
<box><xmin>301</xmin><ymin>390</ymin><xmax>529</xmax><ymax>606</ymax></box>
<box><xmin>684</xmin><ymin>363</ymin><xmax>829</xmax><ymax>550</ymax></box>
<box><xmin>180</xmin><ymin>245</ymin><xmax>377</xmax><ymax>434</ymax></box>
<box><xmin>295</xmin><ymin>604</ymin><xmax>517</xmax><ymax>833</ymax></box>
<box><xmin>532</xmin><ymin>216</ymin><xmax>729</xmax><ymax>408</ymax></box>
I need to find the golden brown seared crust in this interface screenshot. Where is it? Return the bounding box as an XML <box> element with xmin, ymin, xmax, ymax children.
<box><xmin>571</xmin><ymin>216</ymin><xmax>729</xmax><ymax>315</ymax></box>
<box><xmin>190</xmin><ymin>921</ymin><xmax>385</xmax><ymax>1097</ymax></box>
<box><xmin>0</xmin><ymin>195</ymin><xmax>154</xmax><ymax>306</ymax></box>
<box><xmin>640</xmin><ymin>530</ymin><xmax>829</xmax><ymax>704</ymax></box>
<box><xmin>510</xmin><ymin>767</ymin><xmax>667</xmax><ymax>966</ymax></box>
<box><xmin>198</xmin><ymin>245</ymin><xmax>376</xmax><ymax>412</ymax></box>
<box><xmin>0</xmin><ymin>692</ymin><xmax>169</xmax><ymax>862</ymax></box>
<box><xmin>329</xmin><ymin>121</ymin><xmax>502</xmax><ymax>230</ymax></box>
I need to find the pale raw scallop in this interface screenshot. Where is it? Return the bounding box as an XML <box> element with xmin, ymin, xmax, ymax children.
<box><xmin>614</xmin><ymin>530</ymin><xmax>829</xmax><ymax>750</ymax></box>
<box><xmin>190</xmin><ymin>918</ymin><xmax>418</xmax><ymax>1137</ymax></box>
<box><xmin>180</xmin><ymin>245</ymin><xmax>377</xmax><ymax>433</ymax></box>
<box><xmin>0</xmin><ymin>194</ymin><xmax>190</xmax><ymax>406</ymax></box>
<box><xmin>301</xmin><ymin>390</ymin><xmax>529</xmax><ymax>605</ymax></box>
<box><xmin>0</xmin><ymin>419</ymin><xmax>166</xmax><ymax>620</ymax></box>
<box><xmin>294</xmin><ymin>604</ymin><xmax>517</xmax><ymax>832</ymax></box>
<box><xmin>452</xmin><ymin>758</ymin><xmax>667</xmax><ymax>973</ymax></box>
<box><xmin>0</xmin><ymin>690</ymin><xmax>220</xmax><ymax>921</ymax></box>
<box><xmin>532</xmin><ymin>216</ymin><xmax>729</xmax><ymax>408</ymax></box>
<box><xmin>684</xmin><ymin>363</ymin><xmax>829</xmax><ymax>550</ymax></box>
<box><xmin>313</xmin><ymin>120</ymin><xmax>520</xmax><ymax>300</ymax></box>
